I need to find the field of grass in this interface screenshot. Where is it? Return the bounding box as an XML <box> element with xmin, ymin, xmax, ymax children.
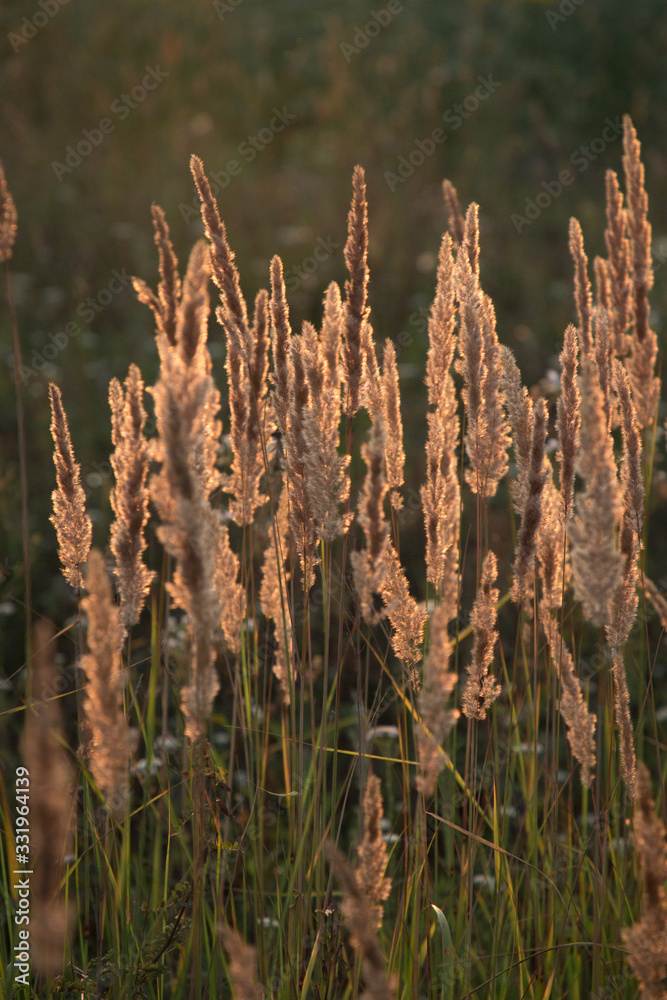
<box><xmin>3</xmin><ymin>4</ymin><xmax>667</xmax><ymax>997</ymax></box>
<box><xmin>2</xmin><ymin>0</ymin><xmax>667</xmax><ymax>659</ymax></box>
<box><xmin>2</xmin><ymin>108</ymin><xmax>667</xmax><ymax>999</ymax></box>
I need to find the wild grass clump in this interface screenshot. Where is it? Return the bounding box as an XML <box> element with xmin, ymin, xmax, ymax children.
<box><xmin>3</xmin><ymin>115</ymin><xmax>667</xmax><ymax>998</ymax></box>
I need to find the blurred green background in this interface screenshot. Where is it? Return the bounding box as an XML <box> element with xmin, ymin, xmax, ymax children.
<box><xmin>2</xmin><ymin>0</ymin><xmax>667</xmax><ymax>665</ymax></box>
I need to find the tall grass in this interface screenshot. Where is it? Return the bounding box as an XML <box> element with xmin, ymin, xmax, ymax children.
<box><xmin>2</xmin><ymin>115</ymin><xmax>667</xmax><ymax>999</ymax></box>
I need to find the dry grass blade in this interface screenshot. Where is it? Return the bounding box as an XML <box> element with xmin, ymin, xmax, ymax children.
<box><xmin>605</xmin><ymin>361</ymin><xmax>643</xmax><ymax>797</ymax></box>
<box><xmin>461</xmin><ymin>202</ymin><xmax>479</xmax><ymax>277</ymax></box>
<box><xmin>568</xmin><ymin>218</ymin><xmax>593</xmax><ymax>357</ymax></box>
<box><xmin>537</xmin><ymin>465</ymin><xmax>566</xmax><ymax>613</ymax></box>
<box><xmin>500</xmin><ymin>346</ymin><xmax>532</xmax><ymax>500</ymax></box>
<box><xmin>356</xmin><ymin>772</ymin><xmax>391</xmax><ymax>930</ymax></box>
<box><xmin>361</xmin><ymin>319</ymin><xmax>383</xmax><ymax>420</ymax></box>
<box><xmin>351</xmin><ymin>414</ymin><xmax>390</xmax><ymax>622</ymax></box>
<box><xmin>477</xmin><ymin>293</ymin><xmax>511</xmax><ymax>497</ymax></box>
<box><xmin>456</xmin><ymin>236</ymin><xmax>486</xmax><ymax>485</ymax></box>
<box><xmin>614</xmin><ymin>359</ymin><xmax>645</xmax><ymax>537</ymax></box>
<box><xmin>380</xmin><ymin>543</ymin><xmax>426</xmax><ymax>680</ymax></box>
<box><xmin>556</xmin><ymin>324</ymin><xmax>581</xmax><ymax>524</ymax></box>
<box><xmin>152</xmin><ymin>203</ymin><xmax>181</xmax><ymax>346</ymax></box>
<box><xmin>381</xmin><ymin>341</ymin><xmax>405</xmax><ymax>510</ymax></box>
<box><xmin>421</xmin><ymin>405</ymin><xmax>460</xmax><ymax>601</ymax></box>
<box><xmin>109</xmin><ymin>365</ymin><xmax>154</xmax><ymax>632</ymax></box>
<box><xmin>456</xmin><ymin>214</ymin><xmax>509</xmax><ymax>499</ymax></box>
<box><xmin>568</xmin><ymin>358</ymin><xmax>623</xmax><ymax>628</ymax></box>
<box><xmin>321</xmin><ymin>279</ymin><xmax>343</xmax><ymax>380</ymax></box>
<box><xmin>610</xmin><ymin>647</ymin><xmax>637</xmax><ymax>799</ymax></box>
<box><xmin>343</xmin><ymin>164</ymin><xmax>369</xmax><ymax>416</ymax></box>
<box><xmin>0</xmin><ymin>159</ymin><xmax>18</xmax><ymax>262</ymax></box>
<box><xmin>604</xmin><ymin>169</ymin><xmax>632</xmax><ymax>357</ymax></box>
<box><xmin>131</xmin><ymin>204</ymin><xmax>181</xmax><ymax>348</ymax></box>
<box><xmin>511</xmin><ymin>398</ymin><xmax>548</xmax><ymax>604</ymax></box>
<box><xmin>182</xmin><ymin>179</ymin><xmax>268</xmax><ymax>526</ymax></box>
<box><xmin>151</xmin><ymin>368</ymin><xmax>223</xmax><ymax>739</ymax></box>
<box><xmin>81</xmin><ymin>550</ymin><xmax>133</xmax><ymax>821</ymax></box>
<box><xmin>259</xmin><ymin>485</ymin><xmax>293</xmax><ymax>704</ymax></box>
<box><xmin>302</xmin><ymin>313</ymin><xmax>351</xmax><ymax>543</ymax></box>
<box><xmin>49</xmin><ymin>383</ymin><xmax>93</xmax><ymax>590</ymax></box>
<box><xmin>541</xmin><ymin>609</ymin><xmax>596</xmax><ymax>787</ymax></box>
<box><xmin>416</xmin><ymin>603</ymin><xmax>459</xmax><ymax>796</ymax></box>
<box><xmin>622</xmin><ymin>116</ymin><xmax>653</xmax><ymax>344</ymax></box>
<box><xmin>622</xmin><ymin>116</ymin><xmax>660</xmax><ymax>427</ymax></box>
<box><xmin>425</xmin><ymin>233</ymin><xmax>457</xmax><ymax>406</ymax></box>
<box><xmin>422</xmin><ymin>232</ymin><xmax>460</xmax><ymax>598</ymax></box>
<box><xmin>223</xmin><ymin>284</ymin><xmax>271</xmax><ymax>526</ymax></box>
<box><xmin>284</xmin><ymin>333</ymin><xmax>318</xmax><ymax>587</ymax></box>
<box><xmin>462</xmin><ymin>550</ymin><xmax>501</xmax><ymax>720</ymax></box>
<box><xmin>594</xmin><ymin>255</ymin><xmax>611</xmax><ymax>323</ymax></box>
<box><xmin>442</xmin><ymin>178</ymin><xmax>465</xmax><ymax>247</ymax></box>
<box><xmin>269</xmin><ymin>255</ymin><xmax>292</xmax><ymax>435</ymax></box>
<box><xmin>176</xmin><ymin>238</ymin><xmax>211</xmax><ymax>366</ymax></box>
<box><xmin>216</xmin><ymin>522</ymin><xmax>246</xmax><ymax>655</ymax></box>
<box><xmin>190</xmin><ymin>154</ymin><xmax>250</xmax><ymax>344</ymax></box>
<box><xmin>594</xmin><ymin>305</ymin><xmax>613</xmax><ymax>432</ymax></box>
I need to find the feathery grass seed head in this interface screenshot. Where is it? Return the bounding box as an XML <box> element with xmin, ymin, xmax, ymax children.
<box><xmin>357</xmin><ymin>772</ymin><xmax>391</xmax><ymax>930</ymax></box>
<box><xmin>0</xmin><ymin>160</ymin><xmax>17</xmax><ymax>263</ymax></box>
<box><xmin>49</xmin><ymin>383</ymin><xmax>93</xmax><ymax>590</ymax></box>
<box><xmin>568</xmin><ymin>218</ymin><xmax>593</xmax><ymax>357</ymax></box>
<box><xmin>343</xmin><ymin>165</ymin><xmax>369</xmax><ymax>416</ymax></box>
<box><xmin>622</xmin><ymin>762</ymin><xmax>667</xmax><ymax>995</ymax></box>
<box><xmin>462</xmin><ymin>551</ymin><xmax>501</xmax><ymax>720</ymax></box>
<box><xmin>81</xmin><ymin>550</ymin><xmax>133</xmax><ymax>821</ymax></box>
<box><xmin>109</xmin><ymin>365</ymin><xmax>154</xmax><ymax>631</ymax></box>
